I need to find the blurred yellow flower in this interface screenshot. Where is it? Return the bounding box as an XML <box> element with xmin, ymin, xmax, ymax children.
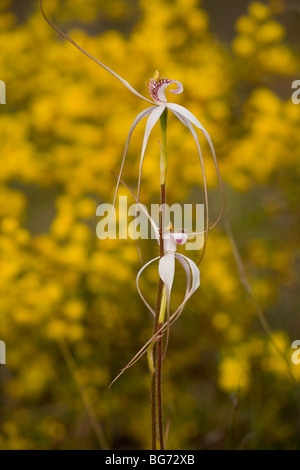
<box><xmin>248</xmin><ymin>2</ymin><xmax>271</xmax><ymax>21</ymax></box>
<box><xmin>0</xmin><ymin>0</ymin><xmax>298</xmax><ymax>450</ymax></box>
<box><xmin>218</xmin><ymin>356</ymin><xmax>250</xmax><ymax>392</ymax></box>
<box><xmin>232</xmin><ymin>35</ymin><xmax>255</xmax><ymax>58</ymax></box>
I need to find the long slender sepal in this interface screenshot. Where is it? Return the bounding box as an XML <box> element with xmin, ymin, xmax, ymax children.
<box><xmin>97</xmin><ymin>107</ymin><xmax>155</xmax><ymax>239</ymax></box>
<box><xmin>39</xmin><ymin>0</ymin><xmax>154</xmax><ymax>104</ymax></box>
<box><xmin>135</xmin><ymin>106</ymin><xmax>167</xmax><ymax>239</ymax></box>
<box><xmin>169</xmin><ymin>109</ymin><xmax>209</xmax><ymax>263</ymax></box>
<box><xmin>136</xmin><ymin>257</ymin><xmax>160</xmax><ymax>317</ymax></box>
<box><xmin>167</xmin><ymin>103</ymin><xmax>226</xmax><ymax>229</ymax></box>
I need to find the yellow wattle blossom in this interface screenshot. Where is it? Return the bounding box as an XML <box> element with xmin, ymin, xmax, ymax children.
<box><xmin>248</xmin><ymin>2</ymin><xmax>271</xmax><ymax>21</ymax></box>
<box><xmin>218</xmin><ymin>356</ymin><xmax>250</xmax><ymax>393</ymax></box>
<box><xmin>0</xmin><ymin>0</ymin><xmax>299</xmax><ymax>450</ymax></box>
<box><xmin>236</xmin><ymin>15</ymin><xmax>257</xmax><ymax>35</ymax></box>
<box><xmin>232</xmin><ymin>35</ymin><xmax>255</xmax><ymax>58</ymax></box>
<box><xmin>256</xmin><ymin>20</ymin><xmax>285</xmax><ymax>43</ymax></box>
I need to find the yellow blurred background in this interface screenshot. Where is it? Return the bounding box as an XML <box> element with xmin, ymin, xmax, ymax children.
<box><xmin>0</xmin><ymin>0</ymin><xmax>300</xmax><ymax>449</ymax></box>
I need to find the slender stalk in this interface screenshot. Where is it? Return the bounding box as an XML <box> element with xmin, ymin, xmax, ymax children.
<box><xmin>150</xmin><ymin>358</ymin><xmax>157</xmax><ymax>449</ymax></box>
<box><xmin>157</xmin><ymin>319</ymin><xmax>164</xmax><ymax>449</ymax></box>
<box><xmin>57</xmin><ymin>338</ymin><xmax>109</xmax><ymax>450</ymax></box>
<box><xmin>156</xmin><ymin>182</ymin><xmax>166</xmax><ymax>451</ymax></box>
<box><xmin>151</xmin><ymin>270</ymin><xmax>163</xmax><ymax>449</ymax></box>
<box><xmin>151</xmin><ymin>184</ymin><xmax>165</xmax><ymax>450</ymax></box>
<box><xmin>160</xmin><ymin>108</ymin><xmax>168</xmax><ymax>186</ymax></box>
<box><xmin>225</xmin><ymin>221</ymin><xmax>299</xmax><ymax>388</ymax></box>
<box><xmin>150</xmin><ymin>108</ymin><xmax>168</xmax><ymax>450</ymax></box>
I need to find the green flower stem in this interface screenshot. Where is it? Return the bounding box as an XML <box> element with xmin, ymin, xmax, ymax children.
<box><xmin>159</xmin><ymin>286</ymin><xmax>167</xmax><ymax>324</ymax></box>
<box><xmin>160</xmin><ymin>108</ymin><xmax>168</xmax><ymax>185</ymax></box>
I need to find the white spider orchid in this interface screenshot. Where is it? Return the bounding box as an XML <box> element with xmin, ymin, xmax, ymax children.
<box><xmin>109</xmin><ymin>194</ymin><xmax>201</xmax><ymax>387</ymax></box>
<box><xmin>109</xmin><ymin>231</ymin><xmax>200</xmax><ymax>386</ymax></box>
<box><xmin>40</xmin><ymin>0</ymin><xmax>225</xmax><ymax>242</ymax></box>
<box><xmin>116</xmin><ymin>178</ymin><xmax>201</xmax><ymax>326</ymax></box>
<box><xmin>108</xmin><ymin>69</ymin><xmax>225</xmax><ymax>243</ymax></box>
<box><xmin>136</xmin><ymin>225</ymin><xmax>200</xmax><ymax>324</ymax></box>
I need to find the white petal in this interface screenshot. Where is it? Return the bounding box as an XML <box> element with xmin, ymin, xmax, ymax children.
<box><xmin>167</xmin><ymin>103</ymin><xmax>226</xmax><ymax>230</ymax></box>
<box><xmin>169</xmin><ymin>108</ymin><xmax>209</xmax><ymax>259</ymax></box>
<box><xmin>160</xmin><ymin>254</ymin><xmax>200</xmax><ymax>348</ymax></box>
<box><xmin>141</xmin><ymin>106</ymin><xmax>166</xmax><ymax>161</ymax></box>
<box><xmin>166</xmin><ymin>103</ymin><xmax>207</xmax><ymax>132</ymax></box>
<box><xmin>179</xmin><ymin>254</ymin><xmax>200</xmax><ymax>295</ymax></box>
<box><xmin>159</xmin><ymin>253</ymin><xmax>175</xmax><ymax>357</ymax></box>
<box><xmin>136</xmin><ymin>256</ymin><xmax>160</xmax><ymax>317</ymax></box>
<box><xmin>163</xmin><ymin>232</ymin><xmax>177</xmax><ymax>253</ymax></box>
<box><xmin>134</xmin><ymin>105</ymin><xmax>166</xmax><ymax>242</ymax></box>
<box><xmin>97</xmin><ymin>107</ymin><xmax>155</xmax><ymax>239</ymax></box>
<box><xmin>170</xmin><ymin>254</ymin><xmax>200</xmax><ymax>321</ymax></box>
<box><xmin>175</xmin><ymin>254</ymin><xmax>191</xmax><ymax>294</ymax></box>
<box><xmin>159</xmin><ymin>253</ymin><xmax>175</xmax><ymax>295</ymax></box>
<box><xmin>136</xmin><ymin>106</ymin><xmax>166</xmax><ymax>227</ymax></box>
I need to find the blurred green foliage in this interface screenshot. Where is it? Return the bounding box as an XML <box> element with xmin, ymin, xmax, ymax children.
<box><xmin>0</xmin><ymin>0</ymin><xmax>300</xmax><ymax>449</ymax></box>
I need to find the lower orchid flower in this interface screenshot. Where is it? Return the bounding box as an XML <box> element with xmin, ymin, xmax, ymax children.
<box><xmin>109</xmin><ymin>200</ymin><xmax>201</xmax><ymax>387</ymax></box>
<box><xmin>136</xmin><ymin>227</ymin><xmax>200</xmax><ymax>323</ymax></box>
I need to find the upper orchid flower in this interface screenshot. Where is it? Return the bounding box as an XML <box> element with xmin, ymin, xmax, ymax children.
<box><xmin>126</xmin><ymin>70</ymin><xmax>226</xmax><ymax>250</ymax></box>
<box><xmin>40</xmin><ymin>0</ymin><xmax>225</xmax><ymax>244</ymax></box>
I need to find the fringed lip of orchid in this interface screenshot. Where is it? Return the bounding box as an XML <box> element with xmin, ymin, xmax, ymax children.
<box><xmin>148</xmin><ymin>71</ymin><xmax>184</xmax><ymax>105</ymax></box>
<box><xmin>163</xmin><ymin>229</ymin><xmax>188</xmax><ymax>253</ymax></box>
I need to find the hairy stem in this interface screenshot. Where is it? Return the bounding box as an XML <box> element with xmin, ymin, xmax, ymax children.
<box><xmin>150</xmin><ymin>108</ymin><xmax>168</xmax><ymax>450</ymax></box>
<box><xmin>157</xmin><ymin>319</ymin><xmax>164</xmax><ymax>449</ymax></box>
<box><xmin>151</xmin><ymin>183</ymin><xmax>165</xmax><ymax>450</ymax></box>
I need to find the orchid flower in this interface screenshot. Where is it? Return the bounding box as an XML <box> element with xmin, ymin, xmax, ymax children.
<box><xmin>40</xmin><ymin>0</ymin><xmax>226</xmax><ymax>256</ymax></box>
<box><xmin>109</xmin><ymin>70</ymin><xmax>226</xmax><ymax>256</ymax></box>
<box><xmin>109</xmin><ymin>196</ymin><xmax>201</xmax><ymax>387</ymax></box>
<box><xmin>116</xmin><ymin>176</ymin><xmax>202</xmax><ymax>325</ymax></box>
<box><xmin>136</xmin><ymin>227</ymin><xmax>200</xmax><ymax>321</ymax></box>
<box><xmin>40</xmin><ymin>1</ymin><xmax>225</xmax><ymax>393</ymax></box>
<box><xmin>109</xmin><ymin>236</ymin><xmax>200</xmax><ymax>386</ymax></box>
